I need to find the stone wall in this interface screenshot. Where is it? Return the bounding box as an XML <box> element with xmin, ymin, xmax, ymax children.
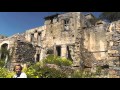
<box><xmin>25</xmin><ymin>26</ymin><xmax>46</xmax><ymax>61</ymax></box>
<box><xmin>106</xmin><ymin>20</ymin><xmax>120</xmax><ymax>67</ymax></box>
<box><xmin>12</xmin><ymin>40</ymin><xmax>36</xmax><ymax>63</ymax></box>
<box><xmin>25</xmin><ymin>26</ymin><xmax>46</xmax><ymax>45</ymax></box>
<box><xmin>42</xmin><ymin>12</ymin><xmax>92</xmax><ymax>64</ymax></box>
<box><xmin>7</xmin><ymin>40</ymin><xmax>36</xmax><ymax>70</ymax></box>
<box><xmin>2</xmin><ymin>12</ymin><xmax>120</xmax><ymax>75</ymax></box>
<box><xmin>44</xmin><ymin>12</ymin><xmax>87</xmax><ymax>47</ymax></box>
<box><xmin>0</xmin><ymin>35</ymin><xmax>7</xmax><ymax>43</ymax></box>
<box><xmin>83</xmin><ymin>22</ymin><xmax>108</xmax><ymax>65</ymax></box>
<box><xmin>71</xmin><ymin>20</ymin><xmax>108</xmax><ymax>68</ymax></box>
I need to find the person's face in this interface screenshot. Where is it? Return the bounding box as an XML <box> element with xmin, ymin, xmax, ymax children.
<box><xmin>15</xmin><ymin>66</ymin><xmax>22</xmax><ymax>74</ymax></box>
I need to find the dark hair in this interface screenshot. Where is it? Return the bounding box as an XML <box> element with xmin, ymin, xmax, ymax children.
<box><xmin>13</xmin><ymin>64</ymin><xmax>23</xmax><ymax>72</ymax></box>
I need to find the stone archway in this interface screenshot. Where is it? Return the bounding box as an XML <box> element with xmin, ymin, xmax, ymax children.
<box><xmin>0</xmin><ymin>43</ymin><xmax>9</xmax><ymax>67</ymax></box>
<box><xmin>0</xmin><ymin>43</ymin><xmax>8</xmax><ymax>59</ymax></box>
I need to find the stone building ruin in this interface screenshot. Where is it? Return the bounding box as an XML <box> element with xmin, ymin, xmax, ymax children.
<box><xmin>1</xmin><ymin>12</ymin><xmax>120</xmax><ymax>75</ymax></box>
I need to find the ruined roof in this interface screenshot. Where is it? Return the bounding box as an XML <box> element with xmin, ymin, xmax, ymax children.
<box><xmin>84</xmin><ymin>13</ymin><xmax>96</xmax><ymax>19</ymax></box>
<box><xmin>85</xmin><ymin>13</ymin><xmax>95</xmax><ymax>17</ymax></box>
<box><xmin>44</xmin><ymin>14</ymin><xmax>59</xmax><ymax>20</ymax></box>
<box><xmin>0</xmin><ymin>35</ymin><xmax>7</xmax><ymax>39</ymax></box>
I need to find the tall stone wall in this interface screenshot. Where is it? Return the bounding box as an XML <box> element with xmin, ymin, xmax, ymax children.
<box><xmin>13</xmin><ymin>41</ymin><xmax>36</xmax><ymax>62</ymax></box>
<box><xmin>69</xmin><ymin>21</ymin><xmax>109</xmax><ymax>68</ymax></box>
<box><xmin>25</xmin><ymin>26</ymin><xmax>46</xmax><ymax>45</ymax></box>
<box><xmin>84</xmin><ymin>22</ymin><xmax>108</xmax><ymax>62</ymax></box>
<box><xmin>42</xmin><ymin>12</ymin><xmax>92</xmax><ymax>63</ymax></box>
<box><xmin>44</xmin><ymin>12</ymin><xmax>88</xmax><ymax>47</ymax></box>
<box><xmin>8</xmin><ymin>40</ymin><xmax>36</xmax><ymax>70</ymax></box>
<box><xmin>106</xmin><ymin>20</ymin><xmax>120</xmax><ymax>68</ymax></box>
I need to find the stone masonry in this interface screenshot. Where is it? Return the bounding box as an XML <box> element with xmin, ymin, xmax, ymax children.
<box><xmin>1</xmin><ymin>12</ymin><xmax>120</xmax><ymax>75</ymax></box>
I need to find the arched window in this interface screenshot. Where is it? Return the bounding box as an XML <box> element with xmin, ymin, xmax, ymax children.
<box><xmin>31</xmin><ymin>33</ymin><xmax>34</xmax><ymax>42</ymax></box>
<box><xmin>64</xmin><ymin>18</ymin><xmax>70</xmax><ymax>31</ymax></box>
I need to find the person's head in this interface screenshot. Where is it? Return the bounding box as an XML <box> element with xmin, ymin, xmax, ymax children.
<box><xmin>13</xmin><ymin>64</ymin><xmax>23</xmax><ymax>75</ymax></box>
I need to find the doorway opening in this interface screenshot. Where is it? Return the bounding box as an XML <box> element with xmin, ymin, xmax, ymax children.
<box><xmin>36</xmin><ymin>54</ymin><xmax>40</xmax><ymax>62</ymax></box>
<box><xmin>56</xmin><ymin>46</ymin><xmax>61</xmax><ymax>56</ymax></box>
<box><xmin>67</xmin><ymin>46</ymin><xmax>72</xmax><ymax>61</ymax></box>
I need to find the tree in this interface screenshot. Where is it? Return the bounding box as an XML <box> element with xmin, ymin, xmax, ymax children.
<box><xmin>99</xmin><ymin>12</ymin><xmax>120</xmax><ymax>22</ymax></box>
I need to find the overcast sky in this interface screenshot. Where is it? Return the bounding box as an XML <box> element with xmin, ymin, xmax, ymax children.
<box><xmin>0</xmin><ymin>12</ymin><xmax>101</xmax><ymax>36</ymax></box>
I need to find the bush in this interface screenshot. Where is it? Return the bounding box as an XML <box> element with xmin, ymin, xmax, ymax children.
<box><xmin>40</xmin><ymin>66</ymin><xmax>67</xmax><ymax>78</ymax></box>
<box><xmin>25</xmin><ymin>62</ymin><xmax>42</xmax><ymax>78</ymax></box>
<box><xmin>0</xmin><ymin>67</ymin><xmax>14</xmax><ymax>78</ymax></box>
<box><xmin>0</xmin><ymin>59</ymin><xmax>14</xmax><ymax>78</ymax></box>
<box><xmin>0</xmin><ymin>60</ymin><xmax>5</xmax><ymax>67</ymax></box>
<box><xmin>25</xmin><ymin>62</ymin><xmax>67</xmax><ymax>78</ymax></box>
<box><xmin>96</xmin><ymin>66</ymin><xmax>102</xmax><ymax>75</ymax></box>
<box><xmin>70</xmin><ymin>70</ymin><xmax>96</xmax><ymax>78</ymax></box>
<box><xmin>43</xmin><ymin>55</ymin><xmax>72</xmax><ymax>66</ymax></box>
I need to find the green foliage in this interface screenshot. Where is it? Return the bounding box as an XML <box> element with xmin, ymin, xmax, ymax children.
<box><xmin>25</xmin><ymin>62</ymin><xmax>42</xmax><ymax>78</ymax></box>
<box><xmin>5</xmin><ymin>71</ymin><xmax>15</xmax><ymax>78</ymax></box>
<box><xmin>0</xmin><ymin>60</ymin><xmax>5</xmax><ymax>67</ymax></box>
<box><xmin>43</xmin><ymin>55</ymin><xmax>72</xmax><ymax>66</ymax></box>
<box><xmin>96</xmin><ymin>66</ymin><xmax>102</xmax><ymax>75</ymax></box>
<box><xmin>0</xmin><ymin>48</ymin><xmax>9</xmax><ymax>55</ymax></box>
<box><xmin>0</xmin><ymin>67</ymin><xmax>14</xmax><ymax>78</ymax></box>
<box><xmin>40</xmin><ymin>66</ymin><xmax>67</xmax><ymax>78</ymax></box>
<box><xmin>0</xmin><ymin>59</ymin><xmax>14</xmax><ymax>78</ymax></box>
<box><xmin>25</xmin><ymin>62</ymin><xmax>67</xmax><ymax>78</ymax></box>
<box><xmin>70</xmin><ymin>70</ymin><xmax>96</xmax><ymax>78</ymax></box>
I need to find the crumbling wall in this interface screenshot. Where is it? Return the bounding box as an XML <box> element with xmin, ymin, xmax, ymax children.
<box><xmin>42</xmin><ymin>13</ymin><xmax>82</xmax><ymax>61</ymax></box>
<box><xmin>72</xmin><ymin>20</ymin><xmax>108</xmax><ymax>68</ymax></box>
<box><xmin>8</xmin><ymin>40</ymin><xmax>36</xmax><ymax>70</ymax></box>
<box><xmin>0</xmin><ymin>35</ymin><xmax>7</xmax><ymax>39</ymax></box>
<box><xmin>44</xmin><ymin>12</ymin><xmax>84</xmax><ymax>47</ymax></box>
<box><xmin>0</xmin><ymin>33</ymin><xmax>37</xmax><ymax>70</ymax></box>
<box><xmin>43</xmin><ymin>12</ymin><xmax>91</xmax><ymax>61</ymax></box>
<box><xmin>43</xmin><ymin>12</ymin><xmax>100</xmax><ymax>68</ymax></box>
<box><xmin>12</xmin><ymin>40</ymin><xmax>36</xmax><ymax>62</ymax></box>
<box><xmin>0</xmin><ymin>35</ymin><xmax>7</xmax><ymax>44</ymax></box>
<box><xmin>25</xmin><ymin>26</ymin><xmax>46</xmax><ymax>61</ymax></box>
<box><xmin>107</xmin><ymin>20</ymin><xmax>120</xmax><ymax>68</ymax></box>
<box><xmin>25</xmin><ymin>26</ymin><xmax>46</xmax><ymax>45</ymax></box>
<box><xmin>85</xmin><ymin>23</ymin><xmax>108</xmax><ymax>62</ymax></box>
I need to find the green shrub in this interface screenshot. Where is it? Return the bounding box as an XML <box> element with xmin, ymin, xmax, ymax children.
<box><xmin>26</xmin><ymin>66</ymin><xmax>41</xmax><ymax>78</ymax></box>
<box><xmin>96</xmin><ymin>66</ymin><xmax>102</xmax><ymax>75</ymax></box>
<box><xmin>0</xmin><ymin>59</ymin><xmax>14</xmax><ymax>78</ymax></box>
<box><xmin>43</xmin><ymin>55</ymin><xmax>72</xmax><ymax>66</ymax></box>
<box><xmin>40</xmin><ymin>66</ymin><xmax>67</xmax><ymax>78</ymax></box>
<box><xmin>0</xmin><ymin>67</ymin><xmax>14</xmax><ymax>78</ymax></box>
<box><xmin>0</xmin><ymin>60</ymin><xmax>5</xmax><ymax>67</ymax></box>
<box><xmin>70</xmin><ymin>70</ymin><xmax>96</xmax><ymax>78</ymax></box>
<box><xmin>25</xmin><ymin>62</ymin><xmax>67</xmax><ymax>78</ymax></box>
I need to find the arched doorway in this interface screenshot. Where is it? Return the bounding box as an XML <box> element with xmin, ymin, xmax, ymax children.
<box><xmin>0</xmin><ymin>43</ymin><xmax>9</xmax><ymax>68</ymax></box>
<box><xmin>1</xmin><ymin>43</ymin><xmax>8</xmax><ymax>59</ymax></box>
